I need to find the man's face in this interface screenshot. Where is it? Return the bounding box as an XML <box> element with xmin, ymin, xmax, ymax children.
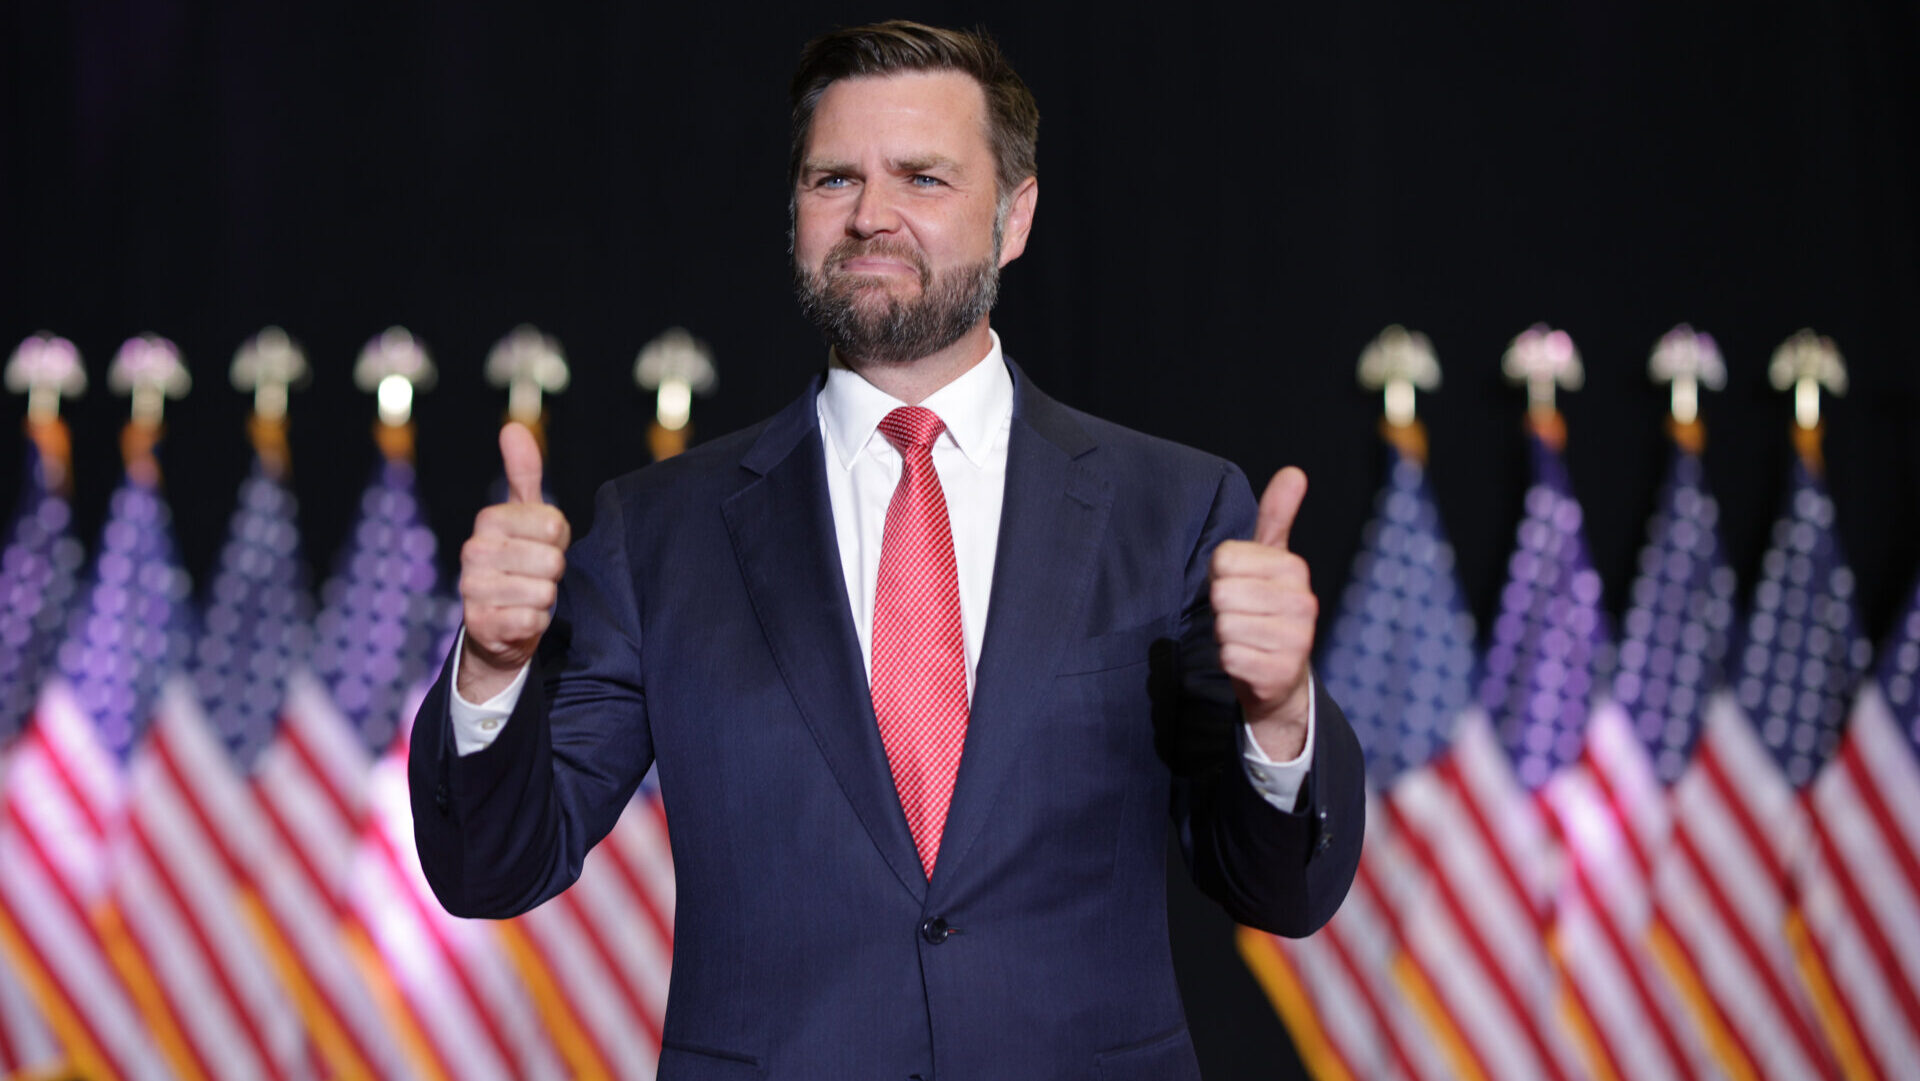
<box><xmin>793</xmin><ymin>71</ymin><xmax>1035</xmax><ymax>366</ymax></box>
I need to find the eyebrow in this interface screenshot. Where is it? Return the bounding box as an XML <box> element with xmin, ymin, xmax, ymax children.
<box><xmin>799</xmin><ymin>154</ymin><xmax>965</xmax><ymax>178</ymax></box>
<box><xmin>888</xmin><ymin>154</ymin><xmax>961</xmax><ymax>175</ymax></box>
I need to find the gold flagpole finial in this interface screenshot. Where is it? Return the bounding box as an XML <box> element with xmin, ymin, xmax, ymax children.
<box><xmin>232</xmin><ymin>327</ymin><xmax>309</xmax><ymax>476</ymax></box>
<box><xmin>486</xmin><ymin>325</ymin><xmax>569</xmax><ymax>449</ymax></box>
<box><xmin>7</xmin><ymin>332</ymin><xmax>86</xmax><ymax>423</ymax></box>
<box><xmin>1357</xmin><ymin>325</ymin><xmax>1438</xmax><ymax>462</ymax></box>
<box><xmin>6</xmin><ymin>332</ymin><xmax>85</xmax><ymax>490</ymax></box>
<box><xmin>1768</xmin><ymin>328</ymin><xmax>1844</xmax><ymax>471</ymax></box>
<box><xmin>634</xmin><ymin>327</ymin><xmax>717</xmax><ymax>461</ymax></box>
<box><xmin>110</xmin><ymin>333</ymin><xmax>190</xmax><ymax>427</ymax></box>
<box><xmin>1503</xmin><ymin>324</ymin><xmax>1582</xmax><ymax>448</ymax></box>
<box><xmin>232</xmin><ymin>326</ymin><xmax>309</xmax><ymax>422</ymax></box>
<box><xmin>354</xmin><ymin>326</ymin><xmax>435</xmax><ymax>461</ymax></box>
<box><xmin>1649</xmin><ymin>324</ymin><xmax>1725</xmax><ymax>452</ymax></box>
<box><xmin>109</xmin><ymin>334</ymin><xmax>189</xmax><ymax>482</ymax></box>
<box><xmin>1768</xmin><ymin>329</ymin><xmax>1845</xmax><ymax>431</ymax></box>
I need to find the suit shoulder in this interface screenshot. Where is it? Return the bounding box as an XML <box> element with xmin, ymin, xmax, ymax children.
<box><xmin>1041</xmin><ymin>398</ymin><xmax>1248</xmax><ymax>491</ymax></box>
<box><xmin>596</xmin><ymin>416</ymin><xmax>777</xmax><ymax>508</ymax></box>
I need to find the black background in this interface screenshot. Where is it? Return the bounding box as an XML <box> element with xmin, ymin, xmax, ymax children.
<box><xmin>4</xmin><ymin>3</ymin><xmax>1917</xmax><ymax>1076</ymax></box>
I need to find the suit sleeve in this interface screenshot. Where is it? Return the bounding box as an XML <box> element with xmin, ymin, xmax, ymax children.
<box><xmin>410</xmin><ymin>481</ymin><xmax>657</xmax><ymax>919</ymax></box>
<box><xmin>1166</xmin><ymin>463</ymin><xmax>1365</xmax><ymax>938</ymax></box>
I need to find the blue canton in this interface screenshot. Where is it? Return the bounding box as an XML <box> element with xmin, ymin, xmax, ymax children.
<box><xmin>1735</xmin><ymin>459</ymin><xmax>1870</xmax><ymax>788</ymax></box>
<box><xmin>1876</xmin><ymin>574</ymin><xmax>1920</xmax><ymax>757</ymax></box>
<box><xmin>1320</xmin><ymin>446</ymin><xmax>1477</xmax><ymax>787</ymax></box>
<box><xmin>193</xmin><ymin>458</ymin><xmax>314</xmax><ymax>771</ymax></box>
<box><xmin>1612</xmin><ymin>448</ymin><xmax>1738</xmax><ymax>784</ymax></box>
<box><xmin>57</xmin><ymin>470</ymin><xmax>195</xmax><ymax>759</ymax></box>
<box><xmin>312</xmin><ymin>459</ymin><xmax>450</xmax><ymax>755</ymax></box>
<box><xmin>1481</xmin><ymin>434</ymin><xmax>1612</xmax><ymax>791</ymax></box>
<box><xmin>0</xmin><ymin>442</ymin><xmax>85</xmax><ymax>744</ymax></box>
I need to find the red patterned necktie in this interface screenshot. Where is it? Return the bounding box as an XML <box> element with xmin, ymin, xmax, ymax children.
<box><xmin>871</xmin><ymin>406</ymin><xmax>970</xmax><ymax>878</ymax></box>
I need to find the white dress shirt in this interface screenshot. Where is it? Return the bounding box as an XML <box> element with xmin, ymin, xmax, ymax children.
<box><xmin>451</xmin><ymin>332</ymin><xmax>1315</xmax><ymax>809</ymax></box>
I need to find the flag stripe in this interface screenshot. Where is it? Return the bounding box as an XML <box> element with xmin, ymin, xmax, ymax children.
<box><xmin>365</xmin><ymin>812</ymin><xmax>534</xmax><ymax>1077</ymax></box>
<box><xmin>141</xmin><ymin>719</ymin><xmax>307</xmax><ymax>1080</ymax></box>
<box><xmin>149</xmin><ymin>717</ymin><xmax>381</xmax><ymax>1080</ymax></box>
<box><xmin>496</xmin><ymin>919</ymin><xmax>618</xmax><ymax>1081</ymax></box>
<box><xmin>0</xmin><ymin>901</ymin><xmax>108</xmax><ymax>1081</ymax></box>
<box><xmin>3</xmin><ymin>742</ymin><xmax>170</xmax><ymax>1081</ymax></box>
<box><xmin>1835</xmin><ymin>734</ymin><xmax>1920</xmax><ymax>949</ymax></box>
<box><xmin>1783</xmin><ymin>909</ymin><xmax>1880</xmax><ymax>1081</ymax></box>
<box><xmin>115</xmin><ymin>835</ymin><xmax>249</xmax><ymax>1081</ymax></box>
<box><xmin>1805</xmin><ymin>790</ymin><xmax>1920</xmax><ymax>1045</ymax></box>
<box><xmin>1387</xmin><ymin>786</ymin><xmax>1558</xmax><ymax>1081</ymax></box>
<box><xmin>1550</xmin><ymin>824</ymin><xmax>1695</xmax><ymax>1081</ymax></box>
<box><xmin>1238</xmin><ymin>930</ymin><xmax>1358</xmax><ymax>1081</ymax></box>
<box><xmin>1685</xmin><ymin>743</ymin><xmax>1834</xmax><ymax>1072</ymax></box>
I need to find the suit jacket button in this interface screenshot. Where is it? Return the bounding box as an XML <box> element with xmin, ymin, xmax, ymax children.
<box><xmin>434</xmin><ymin>783</ymin><xmax>450</xmax><ymax>813</ymax></box>
<box><xmin>919</xmin><ymin>917</ymin><xmax>952</xmax><ymax>944</ymax></box>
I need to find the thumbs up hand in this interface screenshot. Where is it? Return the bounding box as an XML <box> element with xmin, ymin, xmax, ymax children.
<box><xmin>1209</xmin><ymin>467</ymin><xmax>1317</xmax><ymax>760</ymax></box>
<box><xmin>457</xmin><ymin>423</ymin><xmax>572</xmax><ymax>702</ymax></box>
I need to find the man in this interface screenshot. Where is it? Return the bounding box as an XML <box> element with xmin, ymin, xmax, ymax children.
<box><xmin>412</xmin><ymin>20</ymin><xmax>1362</xmax><ymax>1079</ymax></box>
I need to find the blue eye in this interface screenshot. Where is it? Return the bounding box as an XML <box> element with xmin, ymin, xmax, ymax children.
<box><xmin>910</xmin><ymin>175</ymin><xmax>942</xmax><ymax>187</ymax></box>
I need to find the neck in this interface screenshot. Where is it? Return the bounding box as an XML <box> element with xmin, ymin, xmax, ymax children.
<box><xmin>839</xmin><ymin>320</ymin><xmax>993</xmax><ymax>405</ymax></box>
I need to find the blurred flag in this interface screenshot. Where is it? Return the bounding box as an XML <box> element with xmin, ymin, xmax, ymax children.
<box><xmin>1390</xmin><ymin>430</ymin><xmax>1595</xmax><ymax>1081</ymax></box>
<box><xmin>0</xmin><ymin>454</ymin><xmax>189</xmax><ymax>1081</ymax></box>
<box><xmin>0</xmin><ymin>431</ymin><xmax>84</xmax><ymax>744</ymax></box>
<box><xmin>1793</xmin><ymin>574</ymin><xmax>1920</xmax><ymax>1073</ymax></box>
<box><xmin>0</xmin><ymin>428</ymin><xmax>81</xmax><ymax>1079</ymax></box>
<box><xmin>1547</xmin><ymin>444</ymin><xmax>1730</xmax><ymax>1081</ymax></box>
<box><xmin>1239</xmin><ymin>441</ymin><xmax>1471</xmax><ymax>1081</ymax></box>
<box><xmin>1652</xmin><ymin>456</ymin><xmax>1866</xmax><ymax>1079</ymax></box>
<box><xmin>82</xmin><ymin>440</ymin><xmax>323</xmax><ymax>1081</ymax></box>
<box><xmin>502</xmin><ymin>784</ymin><xmax>676</xmax><ymax>1081</ymax></box>
<box><xmin>192</xmin><ymin>447</ymin><xmax>418</xmax><ymax>1081</ymax></box>
<box><xmin>313</xmin><ymin>455</ymin><xmax>566</xmax><ymax>1081</ymax></box>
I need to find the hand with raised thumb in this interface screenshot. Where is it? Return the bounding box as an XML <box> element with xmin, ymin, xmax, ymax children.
<box><xmin>457</xmin><ymin>423</ymin><xmax>571</xmax><ymax>702</ymax></box>
<box><xmin>1208</xmin><ymin>467</ymin><xmax>1317</xmax><ymax>759</ymax></box>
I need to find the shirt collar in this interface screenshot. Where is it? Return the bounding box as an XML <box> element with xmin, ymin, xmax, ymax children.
<box><xmin>818</xmin><ymin>329</ymin><xmax>1012</xmax><ymax>470</ymax></box>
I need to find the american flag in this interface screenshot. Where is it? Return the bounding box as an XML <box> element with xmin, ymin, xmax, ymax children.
<box><xmin>0</xmin><ymin>434</ymin><xmax>84</xmax><ymax>744</ymax></box>
<box><xmin>91</xmin><ymin>448</ymin><xmax>325</xmax><ymax>1081</ymax></box>
<box><xmin>1389</xmin><ymin>429</ymin><xmax>1595</xmax><ymax>1081</ymax></box>
<box><xmin>317</xmin><ymin>455</ymin><xmax>567</xmax><ymax>1081</ymax></box>
<box><xmin>1652</xmin><ymin>455</ymin><xmax>1868</xmax><ymax>1079</ymax></box>
<box><xmin>0</xmin><ymin>432</ymin><xmax>79</xmax><ymax>1078</ymax></box>
<box><xmin>1</xmin><ymin>453</ymin><xmax>190</xmax><ymax>1081</ymax></box>
<box><xmin>193</xmin><ymin>451</ymin><xmax>418</xmax><ymax>1081</ymax></box>
<box><xmin>1793</xmin><ymin>571</ymin><xmax>1920</xmax><ymax>1072</ymax></box>
<box><xmin>1547</xmin><ymin>443</ymin><xmax>1729</xmax><ymax>1081</ymax></box>
<box><xmin>1239</xmin><ymin>440</ymin><xmax>1472</xmax><ymax>1081</ymax></box>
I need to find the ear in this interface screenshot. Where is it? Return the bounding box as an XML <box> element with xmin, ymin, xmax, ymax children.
<box><xmin>995</xmin><ymin>176</ymin><xmax>1040</xmax><ymax>267</ymax></box>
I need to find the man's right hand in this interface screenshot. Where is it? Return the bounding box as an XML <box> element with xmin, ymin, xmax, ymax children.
<box><xmin>457</xmin><ymin>422</ymin><xmax>570</xmax><ymax>702</ymax></box>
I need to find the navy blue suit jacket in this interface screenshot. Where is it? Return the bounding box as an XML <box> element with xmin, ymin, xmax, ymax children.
<box><xmin>411</xmin><ymin>363</ymin><xmax>1364</xmax><ymax>1080</ymax></box>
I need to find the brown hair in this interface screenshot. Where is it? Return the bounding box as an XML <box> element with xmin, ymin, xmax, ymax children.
<box><xmin>789</xmin><ymin>20</ymin><xmax>1039</xmax><ymax>200</ymax></box>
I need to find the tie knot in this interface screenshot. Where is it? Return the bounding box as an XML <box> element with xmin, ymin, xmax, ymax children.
<box><xmin>877</xmin><ymin>406</ymin><xmax>946</xmax><ymax>455</ymax></box>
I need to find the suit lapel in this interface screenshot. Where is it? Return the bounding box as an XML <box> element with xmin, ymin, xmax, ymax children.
<box><xmin>721</xmin><ymin>383</ymin><xmax>928</xmax><ymax>902</ymax></box>
<box><xmin>930</xmin><ymin>370</ymin><xmax>1112</xmax><ymax>891</ymax></box>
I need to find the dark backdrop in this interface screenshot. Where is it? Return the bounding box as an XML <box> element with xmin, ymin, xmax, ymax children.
<box><xmin>4</xmin><ymin>3</ymin><xmax>1917</xmax><ymax>1077</ymax></box>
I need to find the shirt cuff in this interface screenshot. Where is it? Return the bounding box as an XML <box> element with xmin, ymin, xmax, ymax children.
<box><xmin>448</xmin><ymin>628</ymin><xmax>530</xmax><ymax>756</ymax></box>
<box><xmin>1239</xmin><ymin>671</ymin><xmax>1317</xmax><ymax>812</ymax></box>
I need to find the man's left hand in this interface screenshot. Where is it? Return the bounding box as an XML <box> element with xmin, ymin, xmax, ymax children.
<box><xmin>1210</xmin><ymin>467</ymin><xmax>1317</xmax><ymax>761</ymax></box>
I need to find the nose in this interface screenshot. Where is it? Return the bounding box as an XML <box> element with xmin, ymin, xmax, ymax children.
<box><xmin>850</xmin><ymin>181</ymin><xmax>902</xmax><ymax>238</ymax></box>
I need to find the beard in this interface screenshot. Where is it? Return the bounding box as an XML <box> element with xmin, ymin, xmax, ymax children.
<box><xmin>794</xmin><ymin>237</ymin><xmax>1000</xmax><ymax>367</ymax></box>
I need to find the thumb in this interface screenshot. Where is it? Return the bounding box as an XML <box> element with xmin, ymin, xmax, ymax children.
<box><xmin>500</xmin><ymin>422</ymin><xmax>545</xmax><ymax>505</ymax></box>
<box><xmin>1255</xmin><ymin>466</ymin><xmax>1307</xmax><ymax>549</ymax></box>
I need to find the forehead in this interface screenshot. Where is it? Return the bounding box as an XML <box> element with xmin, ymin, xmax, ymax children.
<box><xmin>805</xmin><ymin>70</ymin><xmax>993</xmax><ymax>163</ymax></box>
